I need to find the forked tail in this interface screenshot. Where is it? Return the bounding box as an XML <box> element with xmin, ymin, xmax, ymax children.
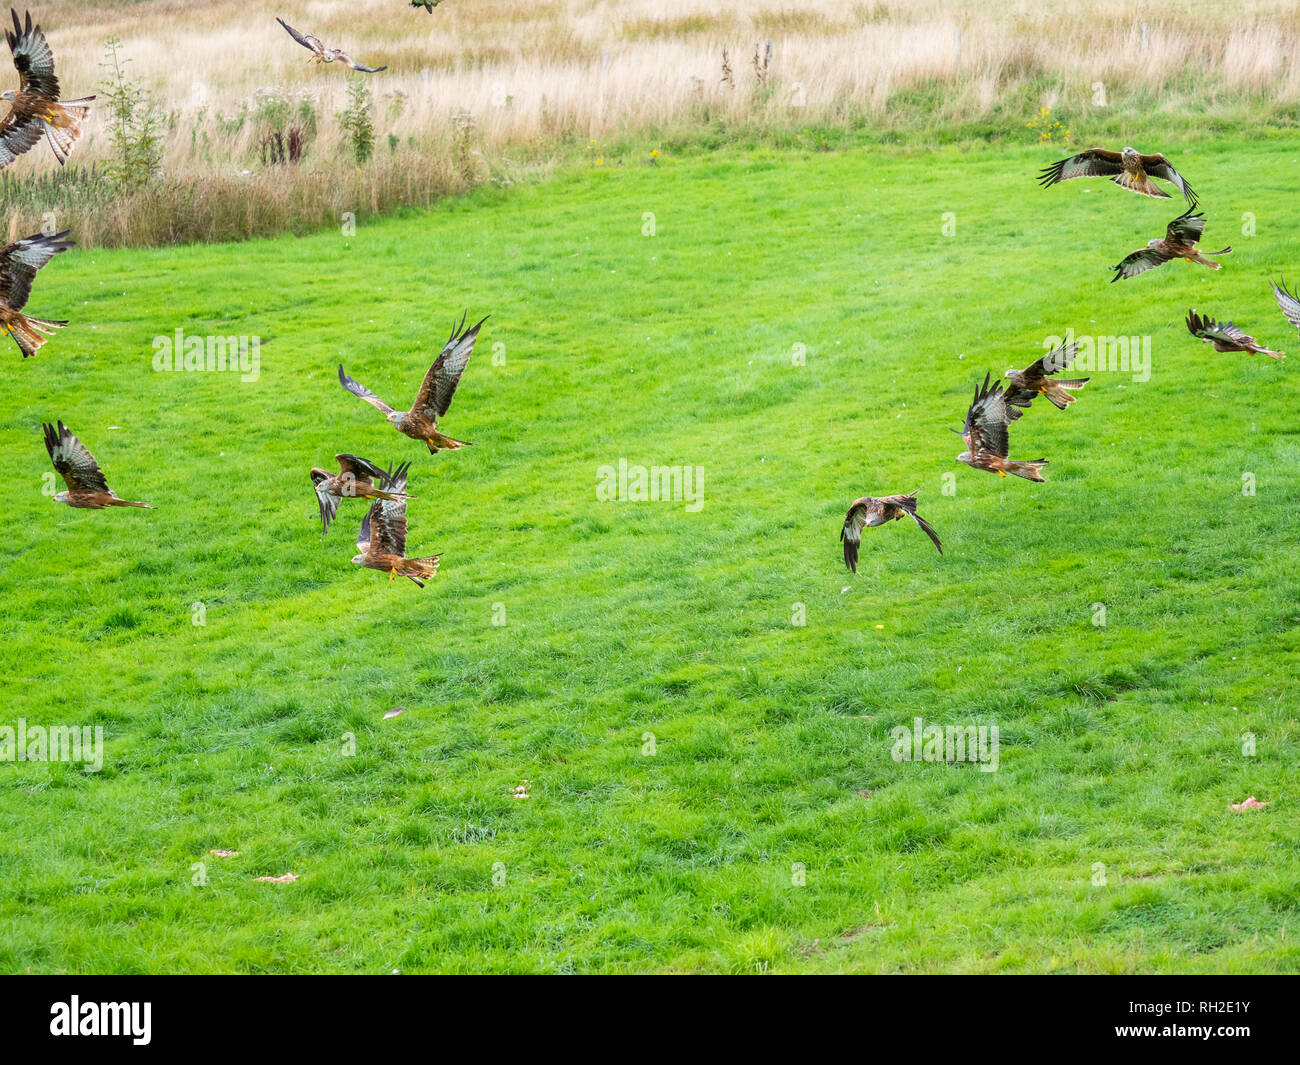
<box><xmin>6</xmin><ymin>312</ymin><xmax>68</xmax><ymax>358</ymax></box>
<box><xmin>1005</xmin><ymin>459</ymin><xmax>1049</xmax><ymax>482</ymax></box>
<box><xmin>45</xmin><ymin>97</ymin><xmax>95</xmax><ymax>165</ymax></box>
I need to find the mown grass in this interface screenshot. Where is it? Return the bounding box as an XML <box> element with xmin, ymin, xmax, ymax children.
<box><xmin>1</xmin><ymin>133</ymin><xmax>1298</xmax><ymax>972</ymax></box>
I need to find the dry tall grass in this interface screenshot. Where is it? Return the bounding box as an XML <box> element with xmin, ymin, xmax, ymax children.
<box><xmin>4</xmin><ymin>0</ymin><xmax>1299</xmax><ymax>246</ymax></box>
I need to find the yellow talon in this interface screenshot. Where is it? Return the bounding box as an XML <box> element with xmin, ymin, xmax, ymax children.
<box><xmin>998</xmin><ymin>469</ymin><xmax>1007</xmax><ymax>477</ymax></box>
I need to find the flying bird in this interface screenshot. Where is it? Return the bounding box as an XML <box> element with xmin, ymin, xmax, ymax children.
<box><xmin>841</xmin><ymin>491</ymin><xmax>942</xmax><ymax>572</ymax></box>
<box><xmin>954</xmin><ymin>373</ymin><xmax>1048</xmax><ymax>482</ymax></box>
<box><xmin>1271</xmin><ymin>276</ymin><xmax>1300</xmax><ymax>341</ymax></box>
<box><xmin>41</xmin><ymin>421</ymin><xmax>152</xmax><ymax>509</ymax></box>
<box><xmin>339</xmin><ymin>315</ymin><xmax>486</xmax><ymax>454</ymax></box>
<box><xmin>310</xmin><ymin>453</ymin><xmax>414</xmax><ymax>535</ymax></box>
<box><xmin>351</xmin><ymin>463</ymin><xmax>440</xmax><ymax>587</ymax></box>
<box><xmin>0</xmin><ymin>229</ymin><xmax>72</xmax><ymax>358</ymax></box>
<box><xmin>0</xmin><ymin>9</ymin><xmax>94</xmax><ymax>169</ymax></box>
<box><xmin>1185</xmin><ymin>310</ymin><xmax>1283</xmax><ymax>359</ymax></box>
<box><xmin>411</xmin><ymin>1</ymin><xmax>443</xmax><ymax>10</ymax></box>
<box><xmin>1038</xmin><ymin>146</ymin><xmax>1196</xmax><ymax>203</ymax></box>
<box><xmin>1111</xmin><ymin>210</ymin><xmax>1230</xmax><ymax>282</ymax></box>
<box><xmin>1003</xmin><ymin>341</ymin><xmax>1090</xmax><ymax>418</ymax></box>
<box><xmin>275</xmin><ymin>18</ymin><xmax>387</xmax><ymax>72</ymax></box>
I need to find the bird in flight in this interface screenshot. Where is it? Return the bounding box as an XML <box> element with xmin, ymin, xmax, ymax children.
<box><xmin>954</xmin><ymin>373</ymin><xmax>1048</xmax><ymax>482</ymax></box>
<box><xmin>1186</xmin><ymin>311</ymin><xmax>1283</xmax><ymax>359</ymax></box>
<box><xmin>1038</xmin><ymin>146</ymin><xmax>1196</xmax><ymax>203</ymax></box>
<box><xmin>42</xmin><ymin>421</ymin><xmax>152</xmax><ymax>509</ymax></box>
<box><xmin>339</xmin><ymin>314</ymin><xmax>486</xmax><ymax>454</ymax></box>
<box><xmin>841</xmin><ymin>491</ymin><xmax>942</xmax><ymax>572</ymax></box>
<box><xmin>1003</xmin><ymin>341</ymin><xmax>1090</xmax><ymax>418</ymax></box>
<box><xmin>352</xmin><ymin>463</ymin><xmax>440</xmax><ymax>587</ymax></box>
<box><xmin>0</xmin><ymin>9</ymin><xmax>94</xmax><ymax>169</ymax></box>
<box><xmin>310</xmin><ymin>453</ymin><xmax>414</xmax><ymax>535</ymax></box>
<box><xmin>411</xmin><ymin>1</ymin><xmax>443</xmax><ymax>11</ymax></box>
<box><xmin>275</xmin><ymin>18</ymin><xmax>386</xmax><ymax>72</ymax></box>
<box><xmin>1111</xmin><ymin>210</ymin><xmax>1230</xmax><ymax>282</ymax></box>
<box><xmin>0</xmin><ymin>229</ymin><xmax>72</xmax><ymax>358</ymax></box>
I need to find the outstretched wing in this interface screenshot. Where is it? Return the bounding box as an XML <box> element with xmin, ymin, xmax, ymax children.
<box><xmin>369</xmin><ymin>462</ymin><xmax>412</xmax><ymax>556</ymax></box>
<box><xmin>1186</xmin><ymin>310</ymin><xmax>1250</xmax><ymax>346</ymax></box>
<box><xmin>1140</xmin><ymin>153</ymin><xmax>1196</xmax><ymax>204</ymax></box>
<box><xmin>1111</xmin><ymin>246</ymin><xmax>1171</xmax><ymax>282</ymax></box>
<box><xmin>43</xmin><ymin>420</ymin><xmax>109</xmax><ymax>494</ymax></box>
<box><xmin>276</xmin><ymin>18</ymin><xmax>324</xmax><ymax>55</ymax></box>
<box><xmin>0</xmin><ymin>230</ymin><xmax>73</xmax><ymax>311</ymax></box>
<box><xmin>338</xmin><ymin>365</ymin><xmax>396</xmax><ymax>416</ymax></box>
<box><xmin>963</xmin><ymin>373</ymin><xmax>1011</xmax><ymax>460</ymax></box>
<box><xmin>1037</xmin><ymin>147</ymin><xmax>1123</xmax><ymax>188</ymax></box>
<box><xmin>1272</xmin><ymin>277</ymin><xmax>1300</xmax><ymax>334</ymax></box>
<box><xmin>413</xmin><ymin>314</ymin><xmax>486</xmax><ymax>420</ymax></box>
<box><xmin>839</xmin><ymin>497</ymin><xmax>880</xmax><ymax>574</ymax></box>
<box><xmin>336</xmin><ymin>52</ymin><xmax>386</xmax><ymax>73</ymax></box>
<box><xmin>7</xmin><ymin>8</ymin><xmax>58</xmax><ymax>97</ymax></box>
<box><xmin>335</xmin><ymin>453</ymin><xmax>385</xmax><ymax>482</ymax></box>
<box><xmin>311</xmin><ymin>469</ymin><xmax>340</xmax><ymax>535</ymax></box>
<box><xmin>1166</xmin><ymin>209</ymin><xmax>1205</xmax><ymax>245</ymax></box>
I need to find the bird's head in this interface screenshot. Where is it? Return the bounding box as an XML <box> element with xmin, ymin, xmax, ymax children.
<box><xmin>1121</xmin><ymin>146</ymin><xmax>1138</xmax><ymax>161</ymax></box>
<box><xmin>0</xmin><ymin>89</ymin><xmax>14</xmax><ymax>102</ymax></box>
<box><xmin>350</xmin><ymin>553</ymin><xmax>364</xmax><ymax>566</ymax></box>
<box><xmin>956</xmin><ymin>450</ymin><xmax>971</xmax><ymax>464</ymax></box>
<box><xmin>385</xmin><ymin>411</ymin><xmax>403</xmax><ymax>424</ymax></box>
<box><xmin>1004</xmin><ymin>367</ymin><xmax>1017</xmax><ymax>379</ymax></box>
<box><xmin>52</xmin><ymin>490</ymin><xmax>68</xmax><ymax>504</ymax></box>
<box><xmin>1147</xmin><ymin>238</ymin><xmax>1161</xmax><ymax>248</ymax></box>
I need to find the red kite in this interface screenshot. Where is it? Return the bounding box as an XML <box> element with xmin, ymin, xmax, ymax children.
<box><xmin>1003</xmin><ymin>341</ymin><xmax>1089</xmax><ymax>418</ymax></box>
<box><xmin>0</xmin><ymin>9</ymin><xmax>94</xmax><ymax>169</ymax></box>
<box><xmin>1186</xmin><ymin>310</ymin><xmax>1283</xmax><ymax>359</ymax></box>
<box><xmin>841</xmin><ymin>491</ymin><xmax>942</xmax><ymax>572</ymax></box>
<box><xmin>42</xmin><ymin>421</ymin><xmax>151</xmax><ymax>509</ymax></box>
<box><xmin>352</xmin><ymin>463</ymin><xmax>439</xmax><ymax>587</ymax></box>
<box><xmin>411</xmin><ymin>1</ymin><xmax>443</xmax><ymax>10</ymax></box>
<box><xmin>955</xmin><ymin>373</ymin><xmax>1048</xmax><ymax>482</ymax></box>
<box><xmin>1038</xmin><ymin>146</ymin><xmax>1195</xmax><ymax>203</ymax></box>
<box><xmin>1111</xmin><ymin>210</ymin><xmax>1229</xmax><ymax>282</ymax></box>
<box><xmin>0</xmin><ymin>229</ymin><xmax>71</xmax><ymax>358</ymax></box>
<box><xmin>276</xmin><ymin>18</ymin><xmax>386</xmax><ymax>72</ymax></box>
<box><xmin>310</xmin><ymin>453</ymin><xmax>413</xmax><ymax>535</ymax></box>
<box><xmin>339</xmin><ymin>315</ymin><xmax>485</xmax><ymax>454</ymax></box>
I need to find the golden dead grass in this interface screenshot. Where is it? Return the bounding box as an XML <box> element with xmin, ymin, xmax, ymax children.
<box><xmin>3</xmin><ymin>0</ymin><xmax>1298</xmax><ymax>245</ymax></box>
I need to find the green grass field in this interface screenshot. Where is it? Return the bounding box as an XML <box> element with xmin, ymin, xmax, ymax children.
<box><xmin>2</xmin><ymin>132</ymin><xmax>1299</xmax><ymax>973</ymax></box>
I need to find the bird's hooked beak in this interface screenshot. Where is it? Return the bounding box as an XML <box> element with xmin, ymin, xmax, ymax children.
<box><xmin>1147</xmin><ymin>238</ymin><xmax>1161</xmax><ymax>247</ymax></box>
<box><xmin>386</xmin><ymin>412</ymin><xmax>402</xmax><ymax>423</ymax></box>
<box><xmin>350</xmin><ymin>554</ymin><xmax>364</xmax><ymax>565</ymax></box>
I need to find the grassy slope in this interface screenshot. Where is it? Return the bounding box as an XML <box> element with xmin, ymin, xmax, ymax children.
<box><xmin>1</xmin><ymin>134</ymin><xmax>1298</xmax><ymax>974</ymax></box>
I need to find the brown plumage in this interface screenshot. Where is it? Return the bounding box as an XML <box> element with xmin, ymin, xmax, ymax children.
<box><xmin>1038</xmin><ymin>146</ymin><xmax>1195</xmax><ymax>203</ymax></box>
<box><xmin>0</xmin><ymin>9</ymin><xmax>93</xmax><ymax>170</ymax></box>
<box><xmin>0</xmin><ymin>229</ymin><xmax>71</xmax><ymax>357</ymax></box>
<box><xmin>1003</xmin><ymin>340</ymin><xmax>1090</xmax><ymax>419</ymax></box>
<box><xmin>276</xmin><ymin>17</ymin><xmax>386</xmax><ymax>72</ymax></box>
<box><xmin>1185</xmin><ymin>311</ymin><xmax>1283</xmax><ymax>359</ymax></box>
<box><xmin>955</xmin><ymin>373</ymin><xmax>1048</xmax><ymax>482</ymax></box>
<box><xmin>339</xmin><ymin>314</ymin><xmax>486</xmax><ymax>454</ymax></box>
<box><xmin>351</xmin><ymin>463</ymin><xmax>439</xmax><ymax>587</ymax></box>
<box><xmin>310</xmin><ymin>453</ymin><xmax>414</xmax><ymax>535</ymax></box>
<box><xmin>1111</xmin><ymin>210</ymin><xmax>1229</xmax><ymax>282</ymax></box>
<box><xmin>42</xmin><ymin>421</ymin><xmax>152</xmax><ymax>509</ymax></box>
<box><xmin>841</xmin><ymin>491</ymin><xmax>942</xmax><ymax>572</ymax></box>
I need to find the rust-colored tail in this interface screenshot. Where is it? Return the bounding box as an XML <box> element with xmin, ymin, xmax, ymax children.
<box><xmin>6</xmin><ymin>312</ymin><xmax>68</xmax><ymax>358</ymax></box>
<box><xmin>426</xmin><ymin>431</ymin><xmax>471</xmax><ymax>453</ymax></box>
<box><xmin>109</xmin><ymin>498</ymin><xmax>153</xmax><ymax>509</ymax></box>
<box><xmin>1004</xmin><ymin>459</ymin><xmax>1049</xmax><ymax>482</ymax></box>
<box><xmin>44</xmin><ymin>97</ymin><xmax>95</xmax><ymax>165</ymax></box>
<box><xmin>402</xmin><ymin>555</ymin><xmax>441</xmax><ymax>587</ymax></box>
